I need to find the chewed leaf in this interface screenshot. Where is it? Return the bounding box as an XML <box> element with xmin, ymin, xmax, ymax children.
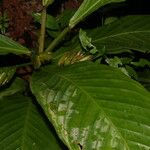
<box><xmin>31</xmin><ymin>62</ymin><xmax>150</xmax><ymax>150</ymax></box>
<box><xmin>79</xmin><ymin>29</ymin><xmax>98</xmax><ymax>54</ymax></box>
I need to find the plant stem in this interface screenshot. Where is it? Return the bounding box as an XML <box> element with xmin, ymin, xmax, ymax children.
<box><xmin>45</xmin><ymin>27</ymin><xmax>71</xmax><ymax>52</ymax></box>
<box><xmin>38</xmin><ymin>8</ymin><xmax>47</xmax><ymax>54</ymax></box>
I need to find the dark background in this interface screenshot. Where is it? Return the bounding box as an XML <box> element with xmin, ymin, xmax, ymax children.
<box><xmin>47</xmin><ymin>0</ymin><xmax>150</xmax><ymax>28</ymax></box>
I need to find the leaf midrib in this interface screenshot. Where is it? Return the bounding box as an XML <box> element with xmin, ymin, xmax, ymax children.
<box><xmin>93</xmin><ymin>30</ymin><xmax>150</xmax><ymax>43</ymax></box>
<box><xmin>0</xmin><ymin>47</ymin><xmax>30</xmax><ymax>54</ymax></box>
<box><xmin>70</xmin><ymin>0</ymin><xmax>103</xmax><ymax>26</ymax></box>
<box><xmin>57</xmin><ymin>73</ymin><xmax>130</xmax><ymax>150</ymax></box>
<box><xmin>70</xmin><ymin>0</ymin><xmax>124</xmax><ymax>27</ymax></box>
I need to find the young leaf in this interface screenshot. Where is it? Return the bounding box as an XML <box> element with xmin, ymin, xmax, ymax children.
<box><xmin>88</xmin><ymin>15</ymin><xmax>150</xmax><ymax>54</ymax></box>
<box><xmin>0</xmin><ymin>66</ymin><xmax>16</xmax><ymax>86</ymax></box>
<box><xmin>0</xmin><ymin>93</ymin><xmax>62</xmax><ymax>150</ymax></box>
<box><xmin>69</xmin><ymin>0</ymin><xmax>125</xmax><ymax>28</ymax></box>
<box><xmin>31</xmin><ymin>62</ymin><xmax>150</xmax><ymax>150</ymax></box>
<box><xmin>0</xmin><ymin>34</ymin><xmax>30</xmax><ymax>55</ymax></box>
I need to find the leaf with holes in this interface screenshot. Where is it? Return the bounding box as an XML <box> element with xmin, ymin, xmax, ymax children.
<box><xmin>69</xmin><ymin>0</ymin><xmax>125</xmax><ymax>28</ymax></box>
<box><xmin>0</xmin><ymin>93</ymin><xmax>62</xmax><ymax>150</ymax></box>
<box><xmin>0</xmin><ymin>34</ymin><xmax>30</xmax><ymax>55</ymax></box>
<box><xmin>31</xmin><ymin>62</ymin><xmax>150</xmax><ymax>150</ymax></box>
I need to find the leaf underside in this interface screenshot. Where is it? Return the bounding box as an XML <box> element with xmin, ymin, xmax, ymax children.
<box><xmin>31</xmin><ymin>62</ymin><xmax>150</xmax><ymax>150</ymax></box>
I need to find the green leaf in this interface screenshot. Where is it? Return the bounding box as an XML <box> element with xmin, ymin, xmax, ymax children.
<box><xmin>57</xmin><ymin>9</ymin><xmax>76</xmax><ymax>29</ymax></box>
<box><xmin>47</xmin><ymin>30</ymin><xmax>60</xmax><ymax>38</ymax></box>
<box><xmin>0</xmin><ymin>93</ymin><xmax>62</xmax><ymax>150</ymax></box>
<box><xmin>0</xmin><ymin>78</ymin><xmax>26</xmax><ymax>98</ymax></box>
<box><xmin>69</xmin><ymin>0</ymin><xmax>125</xmax><ymax>28</ymax></box>
<box><xmin>131</xmin><ymin>59</ymin><xmax>150</xmax><ymax>67</ymax></box>
<box><xmin>33</xmin><ymin>13</ymin><xmax>59</xmax><ymax>30</ymax></box>
<box><xmin>88</xmin><ymin>15</ymin><xmax>150</xmax><ymax>54</ymax></box>
<box><xmin>105</xmin><ymin>56</ymin><xmax>129</xmax><ymax>76</ymax></box>
<box><xmin>79</xmin><ymin>29</ymin><xmax>98</xmax><ymax>54</ymax></box>
<box><xmin>0</xmin><ymin>34</ymin><xmax>30</xmax><ymax>55</ymax></box>
<box><xmin>125</xmin><ymin>65</ymin><xmax>138</xmax><ymax>79</ymax></box>
<box><xmin>31</xmin><ymin>62</ymin><xmax>150</xmax><ymax>150</ymax></box>
<box><xmin>0</xmin><ymin>66</ymin><xmax>16</xmax><ymax>86</ymax></box>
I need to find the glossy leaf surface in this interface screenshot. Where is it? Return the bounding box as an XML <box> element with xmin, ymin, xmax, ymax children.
<box><xmin>0</xmin><ymin>34</ymin><xmax>30</xmax><ymax>55</ymax></box>
<box><xmin>69</xmin><ymin>0</ymin><xmax>125</xmax><ymax>28</ymax></box>
<box><xmin>89</xmin><ymin>15</ymin><xmax>150</xmax><ymax>54</ymax></box>
<box><xmin>31</xmin><ymin>62</ymin><xmax>150</xmax><ymax>150</ymax></box>
<box><xmin>0</xmin><ymin>66</ymin><xmax>16</xmax><ymax>86</ymax></box>
<box><xmin>0</xmin><ymin>93</ymin><xmax>62</xmax><ymax>150</ymax></box>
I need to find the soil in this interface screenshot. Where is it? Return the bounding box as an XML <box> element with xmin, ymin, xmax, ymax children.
<box><xmin>1</xmin><ymin>0</ymin><xmax>42</xmax><ymax>48</ymax></box>
<box><xmin>0</xmin><ymin>0</ymin><xmax>81</xmax><ymax>48</ymax></box>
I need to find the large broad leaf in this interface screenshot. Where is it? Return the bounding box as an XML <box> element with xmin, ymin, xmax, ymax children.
<box><xmin>0</xmin><ymin>66</ymin><xmax>16</xmax><ymax>86</ymax></box>
<box><xmin>0</xmin><ymin>93</ymin><xmax>62</xmax><ymax>150</ymax></box>
<box><xmin>0</xmin><ymin>34</ymin><xmax>30</xmax><ymax>55</ymax></box>
<box><xmin>31</xmin><ymin>62</ymin><xmax>150</xmax><ymax>150</ymax></box>
<box><xmin>69</xmin><ymin>0</ymin><xmax>125</xmax><ymax>28</ymax></box>
<box><xmin>89</xmin><ymin>15</ymin><xmax>150</xmax><ymax>54</ymax></box>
